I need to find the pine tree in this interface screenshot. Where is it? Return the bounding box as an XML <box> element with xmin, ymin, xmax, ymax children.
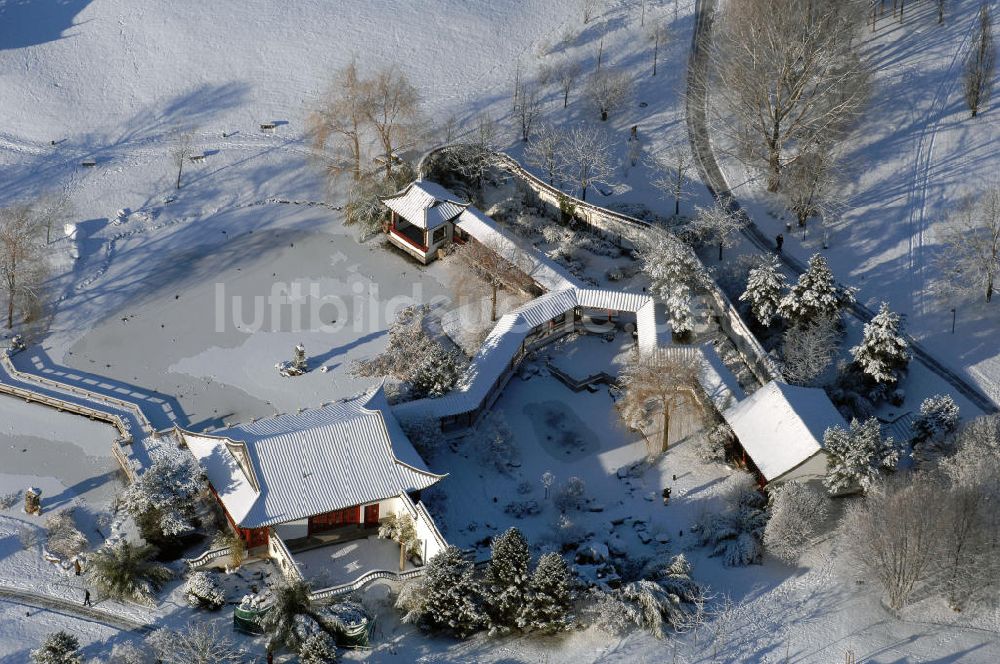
<box><xmin>779</xmin><ymin>254</ymin><xmax>855</xmax><ymax>325</ymax></box>
<box><xmin>484</xmin><ymin>527</ymin><xmax>531</xmax><ymax>634</ymax></box>
<box><xmin>912</xmin><ymin>394</ymin><xmax>961</xmax><ymax>444</ymax></box>
<box><xmin>410</xmin><ymin>344</ymin><xmax>463</xmax><ymax>398</ymax></box>
<box><xmin>419</xmin><ymin>546</ymin><xmax>484</xmax><ymax>638</ymax></box>
<box><xmin>850</xmin><ymin>302</ymin><xmax>910</xmax><ymax>386</ymax></box>
<box><xmin>298</xmin><ymin>632</ymin><xmax>337</xmax><ymax>664</ymax></box>
<box><xmin>519</xmin><ymin>552</ymin><xmax>573</xmax><ymax>634</ymax></box>
<box><xmin>912</xmin><ymin>394</ymin><xmax>961</xmax><ymax>463</ymax></box>
<box><xmin>120</xmin><ymin>455</ymin><xmax>204</xmax><ymax>543</ymax></box>
<box><xmin>739</xmin><ymin>256</ymin><xmax>786</xmax><ymax>326</ymax></box>
<box><xmin>642</xmin><ymin>553</ymin><xmax>703</xmax><ymax>630</ymax></box>
<box><xmin>31</xmin><ymin>631</ymin><xmax>82</xmax><ymax>664</ymax></box>
<box><xmin>824</xmin><ymin>417</ymin><xmax>899</xmax><ymax>494</ymax></box>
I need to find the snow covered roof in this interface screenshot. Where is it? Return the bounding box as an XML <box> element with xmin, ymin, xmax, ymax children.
<box><xmin>722</xmin><ymin>381</ymin><xmax>845</xmax><ymax>482</ymax></box>
<box><xmin>181</xmin><ymin>386</ymin><xmax>444</xmax><ymax>528</ymax></box>
<box><xmin>381</xmin><ymin>180</ymin><xmax>469</xmax><ymax>230</ymax></box>
<box><xmin>394</xmin><ymin>286</ymin><xmax>687</xmax><ymax>422</ymax></box>
<box><xmin>386</xmin><ymin>178</ymin><xmax>741</xmax><ymax>426</ymax></box>
<box><xmin>454</xmin><ymin>206</ymin><xmax>582</xmax><ymax>293</ymax></box>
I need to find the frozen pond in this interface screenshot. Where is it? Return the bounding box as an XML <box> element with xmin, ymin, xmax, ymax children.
<box><xmin>57</xmin><ymin>206</ymin><xmax>451</xmax><ymax>431</ymax></box>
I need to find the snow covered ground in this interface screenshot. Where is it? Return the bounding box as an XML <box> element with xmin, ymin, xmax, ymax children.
<box><xmin>0</xmin><ymin>0</ymin><xmax>998</xmax><ymax>661</ymax></box>
<box><xmin>715</xmin><ymin>0</ymin><xmax>1000</xmax><ymax>407</ymax></box>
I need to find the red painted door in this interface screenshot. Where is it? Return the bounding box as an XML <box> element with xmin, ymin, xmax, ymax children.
<box><xmin>308</xmin><ymin>505</ymin><xmax>362</xmax><ymax>535</ymax></box>
<box><xmin>364</xmin><ymin>504</ymin><xmax>380</xmax><ymax>528</ymax></box>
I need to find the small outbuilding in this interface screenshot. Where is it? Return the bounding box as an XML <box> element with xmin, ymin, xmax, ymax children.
<box><xmin>722</xmin><ymin>381</ymin><xmax>846</xmax><ymax>487</ymax></box>
<box><xmin>381</xmin><ymin>180</ymin><xmax>469</xmax><ymax>263</ymax></box>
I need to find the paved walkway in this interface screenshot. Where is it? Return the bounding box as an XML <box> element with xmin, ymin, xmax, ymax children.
<box><xmin>0</xmin><ymin>587</ymin><xmax>154</xmax><ymax>634</ymax></box>
<box><xmin>684</xmin><ymin>0</ymin><xmax>998</xmax><ymax>415</ymax></box>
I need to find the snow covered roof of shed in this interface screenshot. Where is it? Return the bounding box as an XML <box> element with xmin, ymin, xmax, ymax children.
<box><xmin>381</xmin><ymin>180</ymin><xmax>469</xmax><ymax>230</ymax></box>
<box><xmin>181</xmin><ymin>386</ymin><xmax>443</xmax><ymax>528</ymax></box>
<box><xmin>722</xmin><ymin>381</ymin><xmax>845</xmax><ymax>482</ymax></box>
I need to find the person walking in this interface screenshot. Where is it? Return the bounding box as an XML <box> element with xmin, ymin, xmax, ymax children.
<box><xmin>83</xmin><ymin>590</ymin><xmax>92</xmax><ymax>607</ymax></box>
<box><xmin>662</xmin><ymin>487</ymin><xmax>672</xmax><ymax>505</ymax></box>
<box><xmin>775</xmin><ymin>233</ymin><xmax>784</xmax><ymax>253</ymax></box>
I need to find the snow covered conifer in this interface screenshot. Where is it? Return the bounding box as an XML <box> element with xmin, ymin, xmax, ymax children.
<box><xmin>739</xmin><ymin>256</ymin><xmax>786</xmax><ymax>327</ymax></box>
<box><xmin>410</xmin><ymin>344</ymin><xmax>463</xmax><ymax>398</ymax></box>
<box><xmin>912</xmin><ymin>394</ymin><xmax>961</xmax><ymax>463</ymax></box>
<box><xmin>484</xmin><ymin>527</ymin><xmax>532</xmax><ymax>634</ymax></box>
<box><xmin>823</xmin><ymin>417</ymin><xmax>899</xmax><ymax>495</ymax></box>
<box><xmin>31</xmin><ymin>631</ymin><xmax>81</xmax><ymax>664</ymax></box>
<box><xmin>415</xmin><ymin>546</ymin><xmax>484</xmax><ymax>638</ymax></box>
<box><xmin>519</xmin><ymin>552</ymin><xmax>573</xmax><ymax>634</ymax></box>
<box><xmin>298</xmin><ymin>632</ymin><xmax>337</xmax><ymax>664</ymax></box>
<box><xmin>119</xmin><ymin>455</ymin><xmax>204</xmax><ymax>543</ymax></box>
<box><xmin>779</xmin><ymin>253</ymin><xmax>855</xmax><ymax>326</ymax></box>
<box><xmin>850</xmin><ymin>302</ymin><xmax>910</xmax><ymax>387</ymax></box>
<box><xmin>912</xmin><ymin>394</ymin><xmax>961</xmax><ymax>445</ymax></box>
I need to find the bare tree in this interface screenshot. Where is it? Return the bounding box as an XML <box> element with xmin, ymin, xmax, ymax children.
<box><xmin>524</xmin><ymin>123</ymin><xmax>564</xmax><ymax>185</ymax></box>
<box><xmin>450</xmin><ymin>235</ymin><xmax>535</xmax><ymax>321</ymax></box>
<box><xmin>310</xmin><ymin>59</ymin><xmax>370</xmax><ymax>183</ymax></box>
<box><xmin>551</xmin><ymin>58</ymin><xmax>582</xmax><ymax>108</ymax></box>
<box><xmin>842</xmin><ymin>476</ymin><xmax>944</xmax><ymax>612</ymax></box>
<box><xmin>443</xmin><ymin>113</ymin><xmax>499</xmax><ymax>194</ymax></box>
<box><xmin>33</xmin><ymin>193</ymin><xmax>71</xmax><ymax>245</ymax></box>
<box><xmin>514</xmin><ymin>79</ymin><xmax>543</xmax><ymax>142</ymax></box>
<box><xmin>170</xmin><ymin>128</ymin><xmax>195</xmax><ymax>190</ymax></box>
<box><xmin>689</xmin><ymin>196</ymin><xmax>747</xmax><ymax>261</ymax></box>
<box><xmin>365</xmin><ymin>65</ymin><xmax>422</xmax><ymax>177</ymax></box>
<box><xmin>964</xmin><ymin>3</ymin><xmax>995</xmax><ymax>118</ymax></box>
<box><xmin>937</xmin><ymin>431</ymin><xmax>1000</xmax><ymax>610</ymax></box>
<box><xmin>581</xmin><ymin>0</ymin><xmax>601</xmax><ymax>24</ymax></box>
<box><xmin>0</xmin><ymin>205</ymin><xmax>48</xmax><ymax>330</ymax></box>
<box><xmin>617</xmin><ymin>349</ymin><xmax>704</xmax><ymax>456</ymax></box>
<box><xmin>781</xmin><ymin>315</ymin><xmax>840</xmax><ymax>386</ymax></box>
<box><xmin>709</xmin><ymin>0</ymin><xmax>872</xmax><ymax>191</ymax></box>
<box><xmin>584</xmin><ymin>69</ymin><xmax>633</xmax><ymax>121</ymax></box>
<box><xmin>782</xmin><ymin>146</ymin><xmax>843</xmax><ymax>228</ymax></box>
<box><xmin>559</xmin><ymin>124</ymin><xmax>614</xmax><ymax>201</ymax></box>
<box><xmin>149</xmin><ymin>623</ymin><xmax>245</xmax><ymax>664</ymax></box>
<box><xmin>651</xmin><ymin>146</ymin><xmax>693</xmax><ymax>217</ymax></box>
<box><xmin>937</xmin><ymin>184</ymin><xmax>1000</xmax><ymax>302</ymax></box>
<box><xmin>647</xmin><ymin>20</ymin><xmax>668</xmax><ymax>77</ymax></box>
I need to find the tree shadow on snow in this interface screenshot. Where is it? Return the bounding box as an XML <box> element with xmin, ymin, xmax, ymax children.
<box><xmin>0</xmin><ymin>0</ymin><xmax>93</xmax><ymax>51</ymax></box>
